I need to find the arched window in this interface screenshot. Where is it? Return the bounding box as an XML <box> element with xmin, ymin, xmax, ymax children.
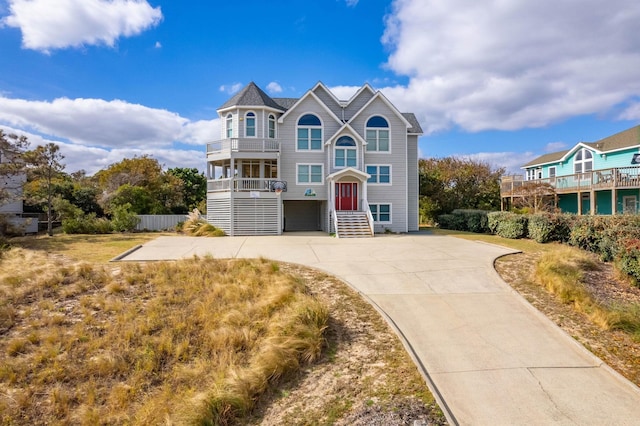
<box><xmin>245</xmin><ymin>112</ymin><xmax>256</xmax><ymax>137</ymax></box>
<box><xmin>297</xmin><ymin>114</ymin><xmax>322</xmax><ymax>150</ymax></box>
<box><xmin>366</xmin><ymin>116</ymin><xmax>389</xmax><ymax>152</ymax></box>
<box><xmin>226</xmin><ymin>113</ymin><xmax>233</xmax><ymax>138</ymax></box>
<box><xmin>335</xmin><ymin>136</ymin><xmax>357</xmax><ymax>168</ymax></box>
<box><xmin>268</xmin><ymin>114</ymin><xmax>276</xmax><ymax>139</ymax></box>
<box><xmin>574</xmin><ymin>148</ymin><xmax>593</xmax><ymax>174</ymax></box>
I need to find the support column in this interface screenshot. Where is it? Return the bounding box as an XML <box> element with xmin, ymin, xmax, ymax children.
<box><xmin>577</xmin><ymin>192</ymin><xmax>582</xmax><ymax>215</ymax></box>
<box><xmin>590</xmin><ymin>190</ymin><xmax>595</xmax><ymax>215</ymax></box>
<box><xmin>612</xmin><ymin>188</ymin><xmax>617</xmax><ymax>215</ymax></box>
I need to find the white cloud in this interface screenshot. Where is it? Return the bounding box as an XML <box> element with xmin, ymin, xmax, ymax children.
<box><xmin>179</xmin><ymin>119</ymin><xmax>221</xmax><ymax>144</ymax></box>
<box><xmin>266</xmin><ymin>82</ymin><xmax>283</xmax><ymax>94</ymax></box>
<box><xmin>381</xmin><ymin>0</ymin><xmax>640</xmax><ymax>134</ymax></box>
<box><xmin>345</xmin><ymin>0</ymin><xmax>359</xmax><ymax>7</ymax></box>
<box><xmin>619</xmin><ymin>102</ymin><xmax>640</xmax><ymax>121</ymax></box>
<box><xmin>2</xmin><ymin>0</ymin><xmax>162</xmax><ymax>52</ymax></box>
<box><xmin>0</xmin><ymin>97</ymin><xmax>189</xmax><ymax>148</ymax></box>
<box><xmin>154</xmin><ymin>41</ymin><xmax>162</xmax><ymax>49</ymax></box>
<box><xmin>219</xmin><ymin>83</ymin><xmax>243</xmax><ymax>95</ymax></box>
<box><xmin>544</xmin><ymin>141</ymin><xmax>568</xmax><ymax>153</ymax></box>
<box><xmin>328</xmin><ymin>85</ymin><xmax>360</xmax><ymax>101</ymax></box>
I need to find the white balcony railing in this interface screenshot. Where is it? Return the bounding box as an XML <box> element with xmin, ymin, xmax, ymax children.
<box><xmin>207</xmin><ymin>178</ymin><xmax>285</xmax><ymax>193</ymax></box>
<box><xmin>206</xmin><ymin>138</ymin><xmax>280</xmax><ymax>155</ymax></box>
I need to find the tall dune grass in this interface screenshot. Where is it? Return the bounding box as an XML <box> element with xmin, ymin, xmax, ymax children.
<box><xmin>0</xmin><ymin>250</ymin><xmax>327</xmax><ymax>424</ymax></box>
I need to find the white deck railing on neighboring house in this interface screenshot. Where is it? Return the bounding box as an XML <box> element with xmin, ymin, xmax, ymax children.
<box><xmin>206</xmin><ymin>138</ymin><xmax>280</xmax><ymax>154</ymax></box>
<box><xmin>501</xmin><ymin>165</ymin><xmax>640</xmax><ymax>196</ymax></box>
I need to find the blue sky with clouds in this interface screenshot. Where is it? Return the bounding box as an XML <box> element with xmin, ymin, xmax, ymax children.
<box><xmin>1</xmin><ymin>0</ymin><xmax>639</xmax><ymax>175</ymax></box>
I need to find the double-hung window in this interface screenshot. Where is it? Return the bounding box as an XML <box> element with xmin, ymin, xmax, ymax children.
<box><xmin>245</xmin><ymin>112</ymin><xmax>256</xmax><ymax>137</ymax></box>
<box><xmin>268</xmin><ymin>114</ymin><xmax>276</xmax><ymax>139</ymax></box>
<box><xmin>226</xmin><ymin>113</ymin><xmax>233</xmax><ymax>138</ymax></box>
<box><xmin>366</xmin><ymin>116</ymin><xmax>390</xmax><ymax>152</ymax></box>
<box><xmin>297</xmin><ymin>164</ymin><xmax>323</xmax><ymax>184</ymax></box>
<box><xmin>370</xmin><ymin>204</ymin><xmax>391</xmax><ymax>223</ymax></box>
<box><xmin>335</xmin><ymin>136</ymin><xmax>357</xmax><ymax>168</ymax></box>
<box><xmin>366</xmin><ymin>165</ymin><xmax>391</xmax><ymax>184</ymax></box>
<box><xmin>297</xmin><ymin>114</ymin><xmax>322</xmax><ymax>150</ymax></box>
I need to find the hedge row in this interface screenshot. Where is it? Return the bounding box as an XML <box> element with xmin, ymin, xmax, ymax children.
<box><xmin>440</xmin><ymin>211</ymin><xmax>640</xmax><ymax>286</ymax></box>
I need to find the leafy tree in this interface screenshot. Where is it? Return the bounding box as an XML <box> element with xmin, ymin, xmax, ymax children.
<box><xmin>23</xmin><ymin>143</ymin><xmax>65</xmax><ymax>236</ymax></box>
<box><xmin>96</xmin><ymin>156</ymin><xmax>183</xmax><ymax>214</ymax></box>
<box><xmin>168</xmin><ymin>167</ymin><xmax>207</xmax><ymax>212</ymax></box>
<box><xmin>512</xmin><ymin>181</ymin><xmax>556</xmax><ymax>213</ymax></box>
<box><xmin>419</xmin><ymin>157</ymin><xmax>504</xmax><ymax>223</ymax></box>
<box><xmin>111</xmin><ymin>203</ymin><xmax>141</xmax><ymax>232</ymax></box>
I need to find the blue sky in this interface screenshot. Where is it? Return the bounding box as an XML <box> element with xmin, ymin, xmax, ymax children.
<box><xmin>1</xmin><ymin>0</ymin><xmax>639</xmax><ymax>175</ymax></box>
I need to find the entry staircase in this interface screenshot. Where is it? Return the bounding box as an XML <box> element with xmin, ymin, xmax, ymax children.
<box><xmin>335</xmin><ymin>211</ymin><xmax>373</xmax><ymax>238</ymax></box>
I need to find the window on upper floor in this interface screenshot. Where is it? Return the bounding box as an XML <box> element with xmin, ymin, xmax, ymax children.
<box><xmin>574</xmin><ymin>148</ymin><xmax>593</xmax><ymax>174</ymax></box>
<box><xmin>549</xmin><ymin>167</ymin><xmax>556</xmax><ymax>178</ymax></box>
<box><xmin>297</xmin><ymin>164</ymin><xmax>323</xmax><ymax>184</ymax></box>
<box><xmin>335</xmin><ymin>136</ymin><xmax>357</xmax><ymax>168</ymax></box>
<box><xmin>268</xmin><ymin>114</ymin><xmax>276</xmax><ymax>139</ymax></box>
<box><xmin>297</xmin><ymin>114</ymin><xmax>322</xmax><ymax>150</ymax></box>
<box><xmin>366</xmin><ymin>116</ymin><xmax>390</xmax><ymax>152</ymax></box>
<box><xmin>226</xmin><ymin>114</ymin><xmax>233</xmax><ymax>138</ymax></box>
<box><xmin>245</xmin><ymin>112</ymin><xmax>256</xmax><ymax>137</ymax></box>
<box><xmin>366</xmin><ymin>165</ymin><xmax>391</xmax><ymax>184</ymax></box>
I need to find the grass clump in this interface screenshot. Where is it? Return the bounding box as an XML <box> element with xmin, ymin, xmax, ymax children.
<box><xmin>182</xmin><ymin>208</ymin><xmax>225</xmax><ymax>237</ymax></box>
<box><xmin>0</xmin><ymin>251</ymin><xmax>327</xmax><ymax>425</ymax></box>
<box><xmin>535</xmin><ymin>247</ymin><xmax>640</xmax><ymax>339</ymax></box>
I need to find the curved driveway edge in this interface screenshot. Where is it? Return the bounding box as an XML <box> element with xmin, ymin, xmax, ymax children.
<box><xmin>119</xmin><ymin>233</ymin><xmax>640</xmax><ymax>425</ymax></box>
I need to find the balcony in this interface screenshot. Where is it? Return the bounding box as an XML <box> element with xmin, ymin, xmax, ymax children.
<box><xmin>208</xmin><ymin>178</ymin><xmax>286</xmax><ymax>193</ymax></box>
<box><xmin>501</xmin><ymin>166</ymin><xmax>640</xmax><ymax>197</ymax></box>
<box><xmin>206</xmin><ymin>138</ymin><xmax>280</xmax><ymax>160</ymax></box>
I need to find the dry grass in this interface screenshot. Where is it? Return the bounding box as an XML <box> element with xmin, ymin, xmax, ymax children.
<box><xmin>0</xmin><ymin>251</ymin><xmax>328</xmax><ymax>425</ymax></box>
<box><xmin>182</xmin><ymin>209</ymin><xmax>225</xmax><ymax>237</ymax></box>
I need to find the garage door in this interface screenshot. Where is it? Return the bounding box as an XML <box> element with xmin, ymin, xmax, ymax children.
<box><xmin>284</xmin><ymin>201</ymin><xmax>320</xmax><ymax>231</ymax></box>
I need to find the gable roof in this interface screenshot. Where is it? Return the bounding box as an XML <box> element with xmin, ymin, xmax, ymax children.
<box><xmin>402</xmin><ymin>113</ymin><xmax>423</xmax><ymax>134</ymax></box>
<box><xmin>271</xmin><ymin>97</ymin><xmax>297</xmax><ymax>110</ymax></box>
<box><xmin>349</xmin><ymin>90</ymin><xmax>413</xmax><ymax>130</ymax></box>
<box><xmin>218</xmin><ymin>82</ymin><xmax>284</xmax><ymax>111</ymax></box>
<box><xmin>523</xmin><ymin>125</ymin><xmax>640</xmax><ymax>168</ymax></box>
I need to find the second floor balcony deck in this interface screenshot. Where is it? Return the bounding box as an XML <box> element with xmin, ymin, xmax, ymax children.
<box><xmin>207</xmin><ymin>138</ymin><xmax>280</xmax><ymax>161</ymax></box>
<box><xmin>501</xmin><ymin>166</ymin><xmax>640</xmax><ymax>197</ymax></box>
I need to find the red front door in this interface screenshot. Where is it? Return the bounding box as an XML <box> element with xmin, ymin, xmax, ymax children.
<box><xmin>335</xmin><ymin>182</ymin><xmax>358</xmax><ymax>211</ymax></box>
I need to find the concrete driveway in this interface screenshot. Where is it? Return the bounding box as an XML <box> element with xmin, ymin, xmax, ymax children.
<box><xmin>118</xmin><ymin>232</ymin><xmax>640</xmax><ymax>425</ymax></box>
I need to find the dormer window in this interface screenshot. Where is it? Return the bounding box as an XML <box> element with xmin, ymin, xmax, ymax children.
<box><xmin>226</xmin><ymin>114</ymin><xmax>233</xmax><ymax>138</ymax></box>
<box><xmin>574</xmin><ymin>148</ymin><xmax>593</xmax><ymax>174</ymax></box>
<box><xmin>245</xmin><ymin>112</ymin><xmax>256</xmax><ymax>137</ymax></box>
<box><xmin>335</xmin><ymin>136</ymin><xmax>357</xmax><ymax>168</ymax></box>
<box><xmin>268</xmin><ymin>114</ymin><xmax>276</xmax><ymax>139</ymax></box>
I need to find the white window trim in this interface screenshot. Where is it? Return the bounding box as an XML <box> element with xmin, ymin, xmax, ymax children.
<box><xmin>334</xmin><ymin>136</ymin><xmax>358</xmax><ymax>169</ymax></box>
<box><xmin>244</xmin><ymin>111</ymin><xmax>257</xmax><ymax>138</ymax></box>
<box><xmin>366</xmin><ymin>164</ymin><xmax>392</xmax><ymax>185</ymax></box>
<box><xmin>365</xmin><ymin>114</ymin><xmax>392</xmax><ymax>154</ymax></box>
<box><xmin>574</xmin><ymin>148</ymin><xmax>593</xmax><ymax>174</ymax></box>
<box><xmin>226</xmin><ymin>113</ymin><xmax>233</xmax><ymax>139</ymax></box>
<box><xmin>548</xmin><ymin>166</ymin><xmax>556</xmax><ymax>178</ymax></box>
<box><xmin>268</xmin><ymin>114</ymin><xmax>277</xmax><ymax>139</ymax></box>
<box><xmin>295</xmin><ymin>113</ymin><xmax>324</xmax><ymax>152</ymax></box>
<box><xmin>370</xmin><ymin>202</ymin><xmax>392</xmax><ymax>224</ymax></box>
<box><xmin>296</xmin><ymin>163</ymin><xmax>324</xmax><ymax>185</ymax></box>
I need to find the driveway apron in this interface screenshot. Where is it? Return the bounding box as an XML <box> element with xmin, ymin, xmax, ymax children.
<box><xmin>120</xmin><ymin>233</ymin><xmax>640</xmax><ymax>425</ymax></box>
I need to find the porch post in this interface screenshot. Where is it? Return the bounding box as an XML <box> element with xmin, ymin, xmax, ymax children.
<box><xmin>612</xmin><ymin>188</ymin><xmax>617</xmax><ymax>215</ymax></box>
<box><xmin>577</xmin><ymin>191</ymin><xmax>582</xmax><ymax>215</ymax></box>
<box><xmin>590</xmin><ymin>190</ymin><xmax>595</xmax><ymax>215</ymax></box>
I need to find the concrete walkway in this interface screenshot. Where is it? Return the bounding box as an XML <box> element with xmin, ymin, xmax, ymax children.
<box><xmin>118</xmin><ymin>233</ymin><xmax>640</xmax><ymax>425</ymax></box>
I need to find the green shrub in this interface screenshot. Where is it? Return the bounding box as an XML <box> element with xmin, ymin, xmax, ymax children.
<box><xmin>111</xmin><ymin>203</ymin><xmax>141</xmax><ymax>232</ymax></box>
<box><xmin>527</xmin><ymin>213</ymin><xmax>572</xmax><ymax>243</ymax></box>
<box><xmin>437</xmin><ymin>214</ymin><xmax>465</xmax><ymax>231</ymax></box>
<box><xmin>615</xmin><ymin>238</ymin><xmax>640</xmax><ymax>287</ymax></box>
<box><xmin>487</xmin><ymin>212</ymin><xmax>528</xmax><ymax>239</ymax></box>
<box><xmin>62</xmin><ymin>213</ymin><xmax>113</xmax><ymax>234</ymax></box>
<box><xmin>569</xmin><ymin>216</ymin><xmax>640</xmax><ymax>261</ymax></box>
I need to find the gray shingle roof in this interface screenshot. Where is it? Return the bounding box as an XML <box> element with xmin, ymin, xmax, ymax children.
<box><xmin>522</xmin><ymin>125</ymin><xmax>640</xmax><ymax>168</ymax></box>
<box><xmin>218</xmin><ymin>82</ymin><xmax>284</xmax><ymax>110</ymax></box>
<box><xmin>271</xmin><ymin>97</ymin><xmax>298</xmax><ymax>111</ymax></box>
<box><xmin>402</xmin><ymin>113</ymin><xmax>423</xmax><ymax>134</ymax></box>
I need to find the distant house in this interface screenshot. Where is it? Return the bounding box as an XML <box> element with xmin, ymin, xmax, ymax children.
<box><xmin>501</xmin><ymin>125</ymin><xmax>640</xmax><ymax>214</ymax></box>
<box><xmin>206</xmin><ymin>81</ymin><xmax>423</xmax><ymax>237</ymax></box>
<box><xmin>0</xmin><ymin>146</ymin><xmax>36</xmax><ymax>234</ymax></box>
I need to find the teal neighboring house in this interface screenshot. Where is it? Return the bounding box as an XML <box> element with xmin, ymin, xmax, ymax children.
<box><xmin>501</xmin><ymin>125</ymin><xmax>640</xmax><ymax>215</ymax></box>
